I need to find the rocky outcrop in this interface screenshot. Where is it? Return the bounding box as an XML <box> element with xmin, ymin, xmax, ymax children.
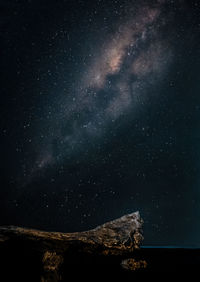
<box><xmin>0</xmin><ymin>211</ymin><xmax>145</xmax><ymax>281</ymax></box>
<box><xmin>121</xmin><ymin>258</ymin><xmax>147</xmax><ymax>271</ymax></box>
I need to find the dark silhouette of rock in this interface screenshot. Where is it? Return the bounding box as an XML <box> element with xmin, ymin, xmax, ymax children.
<box><xmin>121</xmin><ymin>258</ymin><xmax>147</xmax><ymax>271</ymax></box>
<box><xmin>0</xmin><ymin>212</ymin><xmax>145</xmax><ymax>281</ymax></box>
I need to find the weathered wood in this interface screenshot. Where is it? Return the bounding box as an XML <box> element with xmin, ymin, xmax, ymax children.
<box><xmin>0</xmin><ymin>212</ymin><xmax>144</xmax><ymax>281</ymax></box>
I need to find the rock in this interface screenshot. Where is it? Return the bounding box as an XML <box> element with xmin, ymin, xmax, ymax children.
<box><xmin>0</xmin><ymin>211</ymin><xmax>144</xmax><ymax>281</ymax></box>
<box><xmin>121</xmin><ymin>258</ymin><xmax>147</xmax><ymax>271</ymax></box>
<box><xmin>41</xmin><ymin>251</ymin><xmax>63</xmax><ymax>282</ymax></box>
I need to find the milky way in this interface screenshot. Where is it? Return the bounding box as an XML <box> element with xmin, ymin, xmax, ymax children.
<box><xmin>31</xmin><ymin>0</ymin><xmax>173</xmax><ymax>179</ymax></box>
<box><xmin>2</xmin><ymin>0</ymin><xmax>200</xmax><ymax>245</ymax></box>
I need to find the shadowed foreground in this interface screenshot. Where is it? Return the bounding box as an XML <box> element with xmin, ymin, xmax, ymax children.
<box><xmin>0</xmin><ymin>212</ymin><xmax>200</xmax><ymax>281</ymax></box>
<box><xmin>0</xmin><ymin>212</ymin><xmax>145</xmax><ymax>281</ymax></box>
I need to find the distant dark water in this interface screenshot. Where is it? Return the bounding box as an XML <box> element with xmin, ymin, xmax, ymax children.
<box><xmin>142</xmin><ymin>246</ymin><xmax>200</xmax><ymax>249</ymax></box>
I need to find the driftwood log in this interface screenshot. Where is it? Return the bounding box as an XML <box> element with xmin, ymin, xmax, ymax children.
<box><xmin>0</xmin><ymin>211</ymin><xmax>146</xmax><ymax>281</ymax></box>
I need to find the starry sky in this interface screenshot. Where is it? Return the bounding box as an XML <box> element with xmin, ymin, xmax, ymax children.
<box><xmin>1</xmin><ymin>0</ymin><xmax>200</xmax><ymax>246</ymax></box>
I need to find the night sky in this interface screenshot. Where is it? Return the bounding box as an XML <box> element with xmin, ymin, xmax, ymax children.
<box><xmin>1</xmin><ymin>0</ymin><xmax>200</xmax><ymax>246</ymax></box>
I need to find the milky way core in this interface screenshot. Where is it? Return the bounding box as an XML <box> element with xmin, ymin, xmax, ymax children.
<box><xmin>32</xmin><ymin>0</ymin><xmax>173</xmax><ymax>178</ymax></box>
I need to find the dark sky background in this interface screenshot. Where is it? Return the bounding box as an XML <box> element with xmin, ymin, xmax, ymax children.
<box><xmin>1</xmin><ymin>0</ymin><xmax>200</xmax><ymax>246</ymax></box>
